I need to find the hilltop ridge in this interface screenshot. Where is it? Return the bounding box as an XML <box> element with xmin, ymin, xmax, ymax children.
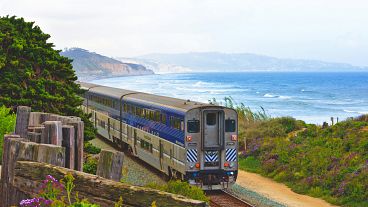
<box><xmin>134</xmin><ymin>52</ymin><xmax>368</xmax><ymax>72</ymax></box>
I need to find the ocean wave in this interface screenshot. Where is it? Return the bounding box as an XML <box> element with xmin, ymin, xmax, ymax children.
<box><xmin>264</xmin><ymin>93</ymin><xmax>276</xmax><ymax>98</ymax></box>
<box><xmin>263</xmin><ymin>94</ymin><xmax>292</xmax><ymax>100</ymax></box>
<box><xmin>279</xmin><ymin>96</ymin><xmax>292</xmax><ymax>100</ymax></box>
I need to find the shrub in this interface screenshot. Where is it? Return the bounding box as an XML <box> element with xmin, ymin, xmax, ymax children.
<box><xmin>83</xmin><ymin>156</ymin><xmax>98</xmax><ymax>175</ymax></box>
<box><xmin>146</xmin><ymin>180</ymin><xmax>209</xmax><ymax>202</ymax></box>
<box><xmin>238</xmin><ymin>156</ymin><xmax>261</xmax><ymax>173</ymax></box>
<box><xmin>0</xmin><ymin>105</ymin><xmax>16</xmax><ymax>164</ymax></box>
<box><xmin>84</xmin><ymin>142</ymin><xmax>101</xmax><ymax>154</ymax></box>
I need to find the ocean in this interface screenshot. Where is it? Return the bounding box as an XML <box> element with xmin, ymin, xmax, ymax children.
<box><xmin>91</xmin><ymin>72</ymin><xmax>368</xmax><ymax>124</ymax></box>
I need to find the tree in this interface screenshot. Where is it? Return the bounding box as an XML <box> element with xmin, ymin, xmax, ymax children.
<box><xmin>0</xmin><ymin>16</ymin><xmax>96</xmax><ymax>140</ymax></box>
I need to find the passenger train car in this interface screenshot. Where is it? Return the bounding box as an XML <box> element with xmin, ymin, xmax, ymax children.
<box><xmin>79</xmin><ymin>82</ymin><xmax>238</xmax><ymax>190</ymax></box>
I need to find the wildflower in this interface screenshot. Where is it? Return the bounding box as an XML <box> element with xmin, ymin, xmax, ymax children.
<box><xmin>20</xmin><ymin>197</ymin><xmax>52</xmax><ymax>207</ymax></box>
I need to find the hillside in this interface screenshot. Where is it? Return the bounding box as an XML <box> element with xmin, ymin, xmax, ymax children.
<box><xmin>61</xmin><ymin>48</ymin><xmax>153</xmax><ymax>80</ymax></box>
<box><xmin>116</xmin><ymin>57</ymin><xmax>192</xmax><ymax>74</ymax></box>
<box><xmin>238</xmin><ymin>115</ymin><xmax>368</xmax><ymax>207</ymax></box>
<box><xmin>136</xmin><ymin>52</ymin><xmax>368</xmax><ymax>72</ymax></box>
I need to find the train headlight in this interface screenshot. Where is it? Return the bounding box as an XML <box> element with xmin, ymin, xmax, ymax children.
<box><xmin>230</xmin><ymin>162</ymin><xmax>235</xmax><ymax>168</ymax></box>
<box><xmin>190</xmin><ymin>164</ymin><xmax>194</xmax><ymax>169</ymax></box>
<box><xmin>186</xmin><ymin>135</ymin><xmax>192</xmax><ymax>142</ymax></box>
<box><xmin>231</xmin><ymin>135</ymin><xmax>237</xmax><ymax>141</ymax></box>
<box><xmin>224</xmin><ymin>162</ymin><xmax>229</xmax><ymax>167</ymax></box>
<box><xmin>195</xmin><ymin>163</ymin><xmax>200</xmax><ymax>169</ymax></box>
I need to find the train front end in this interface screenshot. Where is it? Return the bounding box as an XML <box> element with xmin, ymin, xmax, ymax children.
<box><xmin>185</xmin><ymin>106</ymin><xmax>238</xmax><ymax>190</ymax></box>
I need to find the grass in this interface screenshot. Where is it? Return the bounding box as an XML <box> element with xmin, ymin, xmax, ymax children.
<box><xmin>238</xmin><ymin>156</ymin><xmax>261</xmax><ymax>173</ymax></box>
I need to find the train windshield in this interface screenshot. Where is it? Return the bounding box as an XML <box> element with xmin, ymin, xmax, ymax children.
<box><xmin>187</xmin><ymin>120</ymin><xmax>200</xmax><ymax>133</ymax></box>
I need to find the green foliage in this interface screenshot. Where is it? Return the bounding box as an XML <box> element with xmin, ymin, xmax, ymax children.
<box><xmin>0</xmin><ymin>105</ymin><xmax>16</xmax><ymax>164</ymax></box>
<box><xmin>146</xmin><ymin>180</ymin><xmax>209</xmax><ymax>202</ymax></box>
<box><xmin>21</xmin><ymin>174</ymin><xmax>126</xmax><ymax>207</ymax></box>
<box><xmin>84</xmin><ymin>142</ymin><xmax>101</xmax><ymax>154</ymax></box>
<box><xmin>238</xmin><ymin>156</ymin><xmax>261</xmax><ymax>173</ymax></box>
<box><xmin>83</xmin><ymin>156</ymin><xmax>98</xmax><ymax>175</ymax></box>
<box><xmin>0</xmin><ymin>16</ymin><xmax>96</xmax><ymax>141</ymax></box>
<box><xmin>241</xmin><ymin>116</ymin><xmax>368</xmax><ymax>206</ymax></box>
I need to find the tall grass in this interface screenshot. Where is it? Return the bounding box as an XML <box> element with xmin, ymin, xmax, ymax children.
<box><xmin>209</xmin><ymin>97</ymin><xmax>270</xmax><ymax>151</ymax></box>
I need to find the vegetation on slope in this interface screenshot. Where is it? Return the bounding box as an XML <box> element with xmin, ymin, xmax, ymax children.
<box><xmin>0</xmin><ymin>105</ymin><xmax>16</xmax><ymax>164</ymax></box>
<box><xmin>237</xmin><ymin>110</ymin><xmax>367</xmax><ymax>206</ymax></box>
<box><xmin>0</xmin><ymin>16</ymin><xmax>96</xmax><ymax>141</ymax></box>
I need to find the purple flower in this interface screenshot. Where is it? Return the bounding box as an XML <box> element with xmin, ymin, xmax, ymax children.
<box><xmin>20</xmin><ymin>197</ymin><xmax>52</xmax><ymax>207</ymax></box>
<box><xmin>46</xmin><ymin>175</ymin><xmax>58</xmax><ymax>183</ymax></box>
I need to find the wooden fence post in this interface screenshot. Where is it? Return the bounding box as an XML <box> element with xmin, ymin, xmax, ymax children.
<box><xmin>15</xmin><ymin>106</ymin><xmax>31</xmax><ymax>138</ymax></box>
<box><xmin>1</xmin><ymin>135</ymin><xmax>22</xmax><ymax>207</ymax></box>
<box><xmin>96</xmin><ymin>150</ymin><xmax>124</xmax><ymax>182</ymax></box>
<box><xmin>62</xmin><ymin>125</ymin><xmax>75</xmax><ymax>169</ymax></box>
<box><xmin>42</xmin><ymin>121</ymin><xmax>63</xmax><ymax>145</ymax></box>
<box><xmin>69</xmin><ymin>121</ymin><xmax>84</xmax><ymax>171</ymax></box>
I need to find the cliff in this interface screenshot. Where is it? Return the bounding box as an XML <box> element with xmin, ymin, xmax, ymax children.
<box><xmin>61</xmin><ymin>48</ymin><xmax>154</xmax><ymax>81</ymax></box>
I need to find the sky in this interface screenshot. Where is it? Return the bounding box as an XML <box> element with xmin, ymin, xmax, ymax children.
<box><xmin>1</xmin><ymin>0</ymin><xmax>368</xmax><ymax>66</ymax></box>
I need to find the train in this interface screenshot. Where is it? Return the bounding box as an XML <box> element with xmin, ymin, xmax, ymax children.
<box><xmin>79</xmin><ymin>82</ymin><xmax>238</xmax><ymax>190</ymax></box>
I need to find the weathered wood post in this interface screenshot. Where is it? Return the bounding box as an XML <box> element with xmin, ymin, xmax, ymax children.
<box><xmin>96</xmin><ymin>150</ymin><xmax>124</xmax><ymax>182</ymax></box>
<box><xmin>42</xmin><ymin>121</ymin><xmax>63</xmax><ymax>145</ymax></box>
<box><xmin>69</xmin><ymin>121</ymin><xmax>84</xmax><ymax>171</ymax></box>
<box><xmin>1</xmin><ymin>135</ymin><xmax>22</xmax><ymax>207</ymax></box>
<box><xmin>28</xmin><ymin>112</ymin><xmax>50</xmax><ymax>127</ymax></box>
<box><xmin>62</xmin><ymin>125</ymin><xmax>75</xmax><ymax>169</ymax></box>
<box><xmin>15</xmin><ymin>106</ymin><xmax>31</xmax><ymax>138</ymax></box>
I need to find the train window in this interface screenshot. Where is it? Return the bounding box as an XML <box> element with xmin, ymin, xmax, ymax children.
<box><xmin>206</xmin><ymin>113</ymin><xmax>217</xmax><ymax>125</ymax></box>
<box><xmin>225</xmin><ymin>119</ymin><xmax>236</xmax><ymax>132</ymax></box>
<box><xmin>140</xmin><ymin>140</ymin><xmax>153</xmax><ymax>153</ymax></box>
<box><xmin>187</xmin><ymin>120</ymin><xmax>200</xmax><ymax>133</ymax></box>
<box><xmin>161</xmin><ymin>114</ymin><xmax>166</xmax><ymax>124</ymax></box>
<box><xmin>131</xmin><ymin>106</ymin><xmax>136</xmax><ymax>114</ymax></box>
<box><xmin>154</xmin><ymin>111</ymin><xmax>160</xmax><ymax>122</ymax></box>
<box><xmin>123</xmin><ymin>103</ymin><xmax>127</xmax><ymax>112</ymax></box>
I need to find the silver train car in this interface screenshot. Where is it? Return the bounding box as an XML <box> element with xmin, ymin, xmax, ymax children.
<box><xmin>80</xmin><ymin>82</ymin><xmax>238</xmax><ymax>190</ymax></box>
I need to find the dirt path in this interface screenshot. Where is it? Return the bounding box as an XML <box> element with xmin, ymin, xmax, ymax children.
<box><xmin>236</xmin><ymin>170</ymin><xmax>338</xmax><ymax>207</ymax></box>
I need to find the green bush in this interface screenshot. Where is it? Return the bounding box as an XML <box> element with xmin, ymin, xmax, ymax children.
<box><xmin>83</xmin><ymin>156</ymin><xmax>98</xmax><ymax>175</ymax></box>
<box><xmin>238</xmin><ymin>156</ymin><xmax>261</xmax><ymax>173</ymax></box>
<box><xmin>84</xmin><ymin>142</ymin><xmax>101</xmax><ymax>154</ymax></box>
<box><xmin>0</xmin><ymin>105</ymin><xmax>16</xmax><ymax>164</ymax></box>
<box><xmin>146</xmin><ymin>180</ymin><xmax>209</xmax><ymax>202</ymax></box>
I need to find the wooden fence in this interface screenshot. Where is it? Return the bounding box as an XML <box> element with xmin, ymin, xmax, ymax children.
<box><xmin>0</xmin><ymin>106</ymin><xmax>206</xmax><ymax>207</ymax></box>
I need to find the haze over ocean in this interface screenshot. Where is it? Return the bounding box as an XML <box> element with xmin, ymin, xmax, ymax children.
<box><xmin>92</xmin><ymin>72</ymin><xmax>368</xmax><ymax>124</ymax></box>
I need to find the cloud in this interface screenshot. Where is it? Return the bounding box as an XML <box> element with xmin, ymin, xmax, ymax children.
<box><xmin>1</xmin><ymin>0</ymin><xmax>368</xmax><ymax>65</ymax></box>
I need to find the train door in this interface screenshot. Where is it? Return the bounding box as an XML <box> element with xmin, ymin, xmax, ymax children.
<box><xmin>202</xmin><ymin>110</ymin><xmax>224</xmax><ymax>169</ymax></box>
<box><xmin>159</xmin><ymin>140</ymin><xmax>164</xmax><ymax>171</ymax></box>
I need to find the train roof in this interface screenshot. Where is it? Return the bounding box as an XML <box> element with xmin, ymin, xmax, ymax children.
<box><xmin>79</xmin><ymin>82</ymin><xmax>215</xmax><ymax>111</ymax></box>
<box><xmin>125</xmin><ymin>92</ymin><xmax>211</xmax><ymax>112</ymax></box>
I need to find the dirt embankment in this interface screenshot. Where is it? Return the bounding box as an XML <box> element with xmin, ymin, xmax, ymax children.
<box><xmin>236</xmin><ymin>170</ymin><xmax>338</xmax><ymax>207</ymax></box>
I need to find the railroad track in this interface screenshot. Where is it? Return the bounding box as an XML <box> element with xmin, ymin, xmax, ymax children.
<box><xmin>207</xmin><ymin>190</ymin><xmax>255</xmax><ymax>207</ymax></box>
